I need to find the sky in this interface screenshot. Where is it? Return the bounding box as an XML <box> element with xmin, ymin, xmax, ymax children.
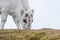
<box><xmin>0</xmin><ymin>0</ymin><xmax>60</xmax><ymax>29</ymax></box>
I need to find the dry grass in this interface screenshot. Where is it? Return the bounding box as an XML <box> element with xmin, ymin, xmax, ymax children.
<box><xmin>0</xmin><ymin>28</ymin><xmax>60</xmax><ymax>40</ymax></box>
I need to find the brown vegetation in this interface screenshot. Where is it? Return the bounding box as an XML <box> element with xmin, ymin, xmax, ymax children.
<box><xmin>0</xmin><ymin>28</ymin><xmax>60</xmax><ymax>40</ymax></box>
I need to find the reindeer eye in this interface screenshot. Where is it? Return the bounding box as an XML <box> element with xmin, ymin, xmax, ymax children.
<box><xmin>25</xmin><ymin>14</ymin><xmax>28</xmax><ymax>17</ymax></box>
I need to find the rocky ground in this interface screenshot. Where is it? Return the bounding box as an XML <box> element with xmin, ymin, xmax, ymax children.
<box><xmin>0</xmin><ymin>28</ymin><xmax>60</xmax><ymax>40</ymax></box>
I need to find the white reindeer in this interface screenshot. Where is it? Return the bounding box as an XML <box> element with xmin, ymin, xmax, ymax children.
<box><xmin>0</xmin><ymin>0</ymin><xmax>34</xmax><ymax>30</ymax></box>
<box><xmin>21</xmin><ymin>9</ymin><xmax>34</xmax><ymax>30</ymax></box>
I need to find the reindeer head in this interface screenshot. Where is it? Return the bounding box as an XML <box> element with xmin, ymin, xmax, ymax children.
<box><xmin>21</xmin><ymin>9</ymin><xmax>34</xmax><ymax>30</ymax></box>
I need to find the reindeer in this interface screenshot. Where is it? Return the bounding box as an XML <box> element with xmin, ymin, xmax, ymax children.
<box><xmin>0</xmin><ymin>0</ymin><xmax>34</xmax><ymax>30</ymax></box>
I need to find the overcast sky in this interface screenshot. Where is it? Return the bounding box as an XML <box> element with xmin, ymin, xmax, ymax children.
<box><xmin>0</xmin><ymin>0</ymin><xmax>60</xmax><ymax>29</ymax></box>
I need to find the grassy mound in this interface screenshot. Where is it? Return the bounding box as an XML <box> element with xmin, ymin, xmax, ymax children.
<box><xmin>0</xmin><ymin>28</ymin><xmax>60</xmax><ymax>40</ymax></box>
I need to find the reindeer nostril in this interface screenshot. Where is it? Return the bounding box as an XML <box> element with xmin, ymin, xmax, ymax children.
<box><xmin>23</xmin><ymin>19</ymin><xmax>27</xmax><ymax>23</ymax></box>
<box><xmin>29</xmin><ymin>20</ymin><xmax>30</xmax><ymax>22</ymax></box>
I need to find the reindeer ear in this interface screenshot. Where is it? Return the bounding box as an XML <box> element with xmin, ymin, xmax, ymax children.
<box><xmin>32</xmin><ymin>9</ymin><xmax>34</xmax><ymax>14</ymax></box>
<box><xmin>21</xmin><ymin>10</ymin><xmax>24</xmax><ymax>15</ymax></box>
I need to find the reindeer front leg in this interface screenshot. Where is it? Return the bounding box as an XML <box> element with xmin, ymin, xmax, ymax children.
<box><xmin>1</xmin><ymin>12</ymin><xmax>8</xmax><ymax>29</ymax></box>
<box><xmin>13</xmin><ymin>16</ymin><xmax>21</xmax><ymax>29</ymax></box>
<box><xmin>12</xmin><ymin>11</ymin><xmax>21</xmax><ymax>29</ymax></box>
<box><xmin>21</xmin><ymin>22</ymin><xmax>27</xmax><ymax>30</ymax></box>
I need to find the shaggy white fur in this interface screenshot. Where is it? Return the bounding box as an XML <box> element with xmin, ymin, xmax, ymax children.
<box><xmin>0</xmin><ymin>0</ymin><xmax>34</xmax><ymax>30</ymax></box>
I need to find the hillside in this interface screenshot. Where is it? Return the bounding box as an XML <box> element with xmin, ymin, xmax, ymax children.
<box><xmin>0</xmin><ymin>28</ymin><xmax>60</xmax><ymax>40</ymax></box>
